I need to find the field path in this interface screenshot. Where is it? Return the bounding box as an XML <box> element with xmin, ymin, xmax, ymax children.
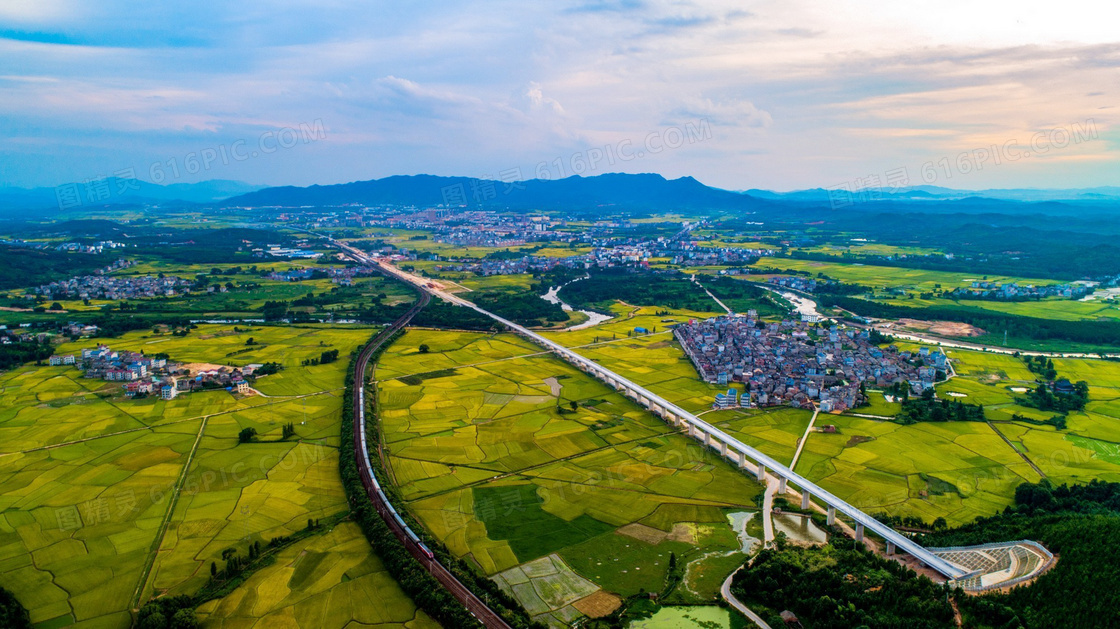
<box><xmin>986</xmin><ymin>421</ymin><xmax>1047</xmax><ymax>479</ymax></box>
<box><xmin>789</xmin><ymin>407</ymin><xmax>820</xmax><ymax>472</ymax></box>
<box><xmin>130</xmin><ymin>416</ymin><xmax>209</xmax><ymax>609</ymax></box>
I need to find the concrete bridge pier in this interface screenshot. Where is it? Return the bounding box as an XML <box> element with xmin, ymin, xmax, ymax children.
<box><xmin>886</xmin><ymin>542</ymin><xmax>896</xmax><ymax>555</ymax></box>
<box><xmin>801</xmin><ymin>491</ymin><xmax>811</xmax><ymax>510</ymax></box>
<box><xmin>827</xmin><ymin>506</ymin><xmax>836</xmax><ymax>526</ymax></box>
<box><xmin>704</xmin><ymin>432</ymin><xmax>714</xmax><ymax>448</ymax></box>
<box><xmin>756</xmin><ymin>462</ymin><xmax>766</xmax><ymax>482</ymax></box>
<box><xmin>720</xmin><ymin>441</ymin><xmax>728</xmax><ymax>458</ymax></box>
<box><xmin>778</xmin><ymin>477</ymin><xmax>787</xmax><ymax>494</ymax></box>
<box><xmin>855</xmin><ymin>523</ymin><xmax>865</xmax><ymax>543</ymax></box>
<box><xmin>737</xmin><ymin>452</ymin><xmax>748</xmax><ymax>469</ymax></box>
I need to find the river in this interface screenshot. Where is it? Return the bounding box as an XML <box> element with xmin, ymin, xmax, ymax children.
<box><xmin>540</xmin><ymin>280</ymin><xmax>615</xmax><ymax>331</ymax></box>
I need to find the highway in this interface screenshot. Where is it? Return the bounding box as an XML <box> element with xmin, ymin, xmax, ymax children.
<box><xmin>333</xmin><ymin>240</ymin><xmax>973</xmax><ymax>582</ymax></box>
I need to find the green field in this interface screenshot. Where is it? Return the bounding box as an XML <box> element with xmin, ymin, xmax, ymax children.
<box><xmin>375</xmin><ymin>329</ymin><xmax>762</xmax><ymax>615</ymax></box>
<box><xmin>0</xmin><ymin>322</ymin><xmax>437</xmax><ymax>628</ymax></box>
<box><xmin>195</xmin><ymin>522</ymin><xmax>439</xmax><ymax>629</ymax></box>
<box><xmin>751</xmin><ymin>256</ymin><xmax>1062</xmax><ymax>292</ymax></box>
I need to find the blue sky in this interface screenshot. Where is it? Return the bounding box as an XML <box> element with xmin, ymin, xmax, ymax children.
<box><xmin>0</xmin><ymin>0</ymin><xmax>1116</xmax><ymax>190</ymax></box>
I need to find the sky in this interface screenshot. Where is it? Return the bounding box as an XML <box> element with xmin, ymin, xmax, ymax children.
<box><xmin>0</xmin><ymin>0</ymin><xmax>1117</xmax><ymax>191</ymax></box>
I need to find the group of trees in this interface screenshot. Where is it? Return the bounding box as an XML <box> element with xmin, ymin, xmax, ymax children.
<box><xmin>896</xmin><ymin>393</ymin><xmax>986</xmax><ymax>424</ymax></box>
<box><xmin>136</xmin><ymin>595</ymin><xmax>197</xmax><ymax>629</ymax></box>
<box><xmin>0</xmin><ymin>339</ymin><xmax>54</xmax><ymax>371</ymax></box>
<box><xmin>466</xmin><ymin>289</ymin><xmax>567</xmax><ymax>327</ymax></box>
<box><xmin>730</xmin><ymin>535</ymin><xmax>958</xmax><ymax>629</ymax></box>
<box><xmin>552</xmin><ymin>268</ymin><xmax>728</xmax><ymax>312</ymax></box>
<box><xmin>302</xmin><ymin>349</ymin><xmax>340</xmax><ymax>366</ymax></box>
<box><xmin>0</xmin><ymin>587</ymin><xmax>30</xmax><ymax>629</ymax></box>
<box><xmin>1024</xmin><ymin>355</ymin><xmax>1059</xmax><ymax>380</ymax></box>
<box><xmin>1020</xmin><ymin>380</ymin><xmax>1089</xmax><ymax>413</ymax></box>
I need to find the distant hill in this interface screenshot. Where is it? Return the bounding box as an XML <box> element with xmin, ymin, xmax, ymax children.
<box><xmin>223</xmin><ymin>173</ymin><xmax>773</xmax><ymax>213</ymax></box>
<box><xmin>0</xmin><ymin>179</ymin><xmax>264</xmax><ymax>214</ymax></box>
<box><xmin>744</xmin><ymin>185</ymin><xmax>1120</xmax><ymax>203</ymax></box>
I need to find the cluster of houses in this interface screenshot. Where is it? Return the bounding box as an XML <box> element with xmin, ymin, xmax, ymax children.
<box><xmin>49</xmin><ymin>345</ymin><xmax>256</xmax><ymax>399</ymax></box>
<box><xmin>948</xmin><ymin>281</ymin><xmax>1092</xmax><ymax>301</ymax></box>
<box><xmin>55</xmin><ymin>240</ymin><xmax>129</xmax><ymax>254</ymax></box>
<box><xmin>265</xmin><ymin>265</ymin><xmax>378</xmax><ymax>285</ymax></box>
<box><xmin>767</xmin><ymin>276</ymin><xmax>831</xmax><ymax>293</ymax></box>
<box><xmin>675</xmin><ymin>314</ymin><xmax>948</xmax><ymax>412</ymax></box>
<box><xmin>30</xmin><ymin>273</ymin><xmax>192</xmax><ymax>301</ymax></box>
<box><xmin>434</xmin><ymin>255</ymin><xmax>587</xmax><ymax>277</ymax></box>
<box><xmin>253</xmin><ymin>243</ymin><xmax>323</xmax><ymax>259</ymax></box>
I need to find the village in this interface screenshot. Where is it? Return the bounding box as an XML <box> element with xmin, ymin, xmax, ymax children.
<box><xmin>49</xmin><ymin>344</ymin><xmax>260</xmax><ymax>400</ymax></box>
<box><xmin>675</xmin><ymin>312</ymin><xmax>948</xmax><ymax>413</ymax></box>
<box><xmin>30</xmin><ymin>273</ymin><xmax>196</xmax><ymax>301</ymax></box>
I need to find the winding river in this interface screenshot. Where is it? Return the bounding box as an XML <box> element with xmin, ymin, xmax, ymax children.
<box><xmin>540</xmin><ymin>279</ymin><xmax>615</xmax><ymax>331</ymax></box>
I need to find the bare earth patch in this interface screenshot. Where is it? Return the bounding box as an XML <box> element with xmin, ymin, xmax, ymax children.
<box><xmin>573</xmin><ymin>591</ymin><xmax>622</xmax><ymax>618</ymax></box>
<box><xmin>617</xmin><ymin>523</ymin><xmax>667</xmax><ymax>545</ymax></box>
<box><xmin>180</xmin><ymin>362</ymin><xmax>233</xmax><ymax>375</ymax></box>
<box><xmin>898</xmin><ymin>318</ymin><xmax>986</xmax><ymax>337</ymax></box>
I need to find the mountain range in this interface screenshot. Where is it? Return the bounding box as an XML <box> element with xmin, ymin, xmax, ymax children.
<box><xmin>2</xmin><ymin>173</ymin><xmax>1119</xmax><ymax>216</ymax></box>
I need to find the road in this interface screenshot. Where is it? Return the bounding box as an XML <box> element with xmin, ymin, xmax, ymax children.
<box><xmin>721</xmin><ymin>568</ymin><xmax>774</xmax><ymax>629</ymax></box>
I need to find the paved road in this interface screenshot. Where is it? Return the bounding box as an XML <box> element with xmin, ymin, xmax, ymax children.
<box><xmin>721</xmin><ymin>568</ymin><xmax>774</xmax><ymax>629</ymax></box>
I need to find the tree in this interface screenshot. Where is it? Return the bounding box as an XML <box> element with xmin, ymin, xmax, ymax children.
<box><xmin>418</xmin><ymin>343</ymin><xmax>430</xmax><ymax>354</ymax></box>
<box><xmin>210</xmin><ymin>561</ymin><xmax>217</xmax><ymax>577</ymax></box>
<box><xmin>49</xmin><ymin>302</ymin><xmax>63</xmax><ymax>310</ymax></box>
<box><xmin>569</xmin><ymin>400</ymin><xmax>578</xmax><ymax>411</ymax></box>
<box><xmin>238</xmin><ymin>427</ymin><xmax>258</xmax><ymax>444</ymax></box>
<box><xmin>169</xmin><ymin>608</ymin><xmax>199</xmax><ymax>629</ymax></box>
<box><xmin>245</xmin><ymin>337</ymin><xmax>256</xmax><ymax>346</ymax></box>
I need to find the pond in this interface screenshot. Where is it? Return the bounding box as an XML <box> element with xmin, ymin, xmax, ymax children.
<box><xmin>773</xmin><ymin>512</ymin><xmax>828</xmax><ymax>544</ymax></box>
<box><xmin>726</xmin><ymin>511</ymin><xmax>761</xmax><ymax>554</ymax></box>
<box><xmin>629</xmin><ymin>606</ymin><xmax>731</xmax><ymax>629</ymax></box>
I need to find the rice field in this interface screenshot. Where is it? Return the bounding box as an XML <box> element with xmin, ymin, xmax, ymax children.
<box><xmin>375</xmin><ymin>329</ymin><xmax>763</xmax><ymax>601</ymax></box>
<box><xmin>195</xmin><ymin>522</ymin><xmax>439</xmax><ymax>629</ymax></box>
<box><xmin>0</xmin><ymin>322</ymin><xmax>434</xmax><ymax>628</ymax></box>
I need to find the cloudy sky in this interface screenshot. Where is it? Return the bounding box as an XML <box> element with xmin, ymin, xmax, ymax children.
<box><xmin>0</xmin><ymin>0</ymin><xmax>1116</xmax><ymax>190</ymax></box>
